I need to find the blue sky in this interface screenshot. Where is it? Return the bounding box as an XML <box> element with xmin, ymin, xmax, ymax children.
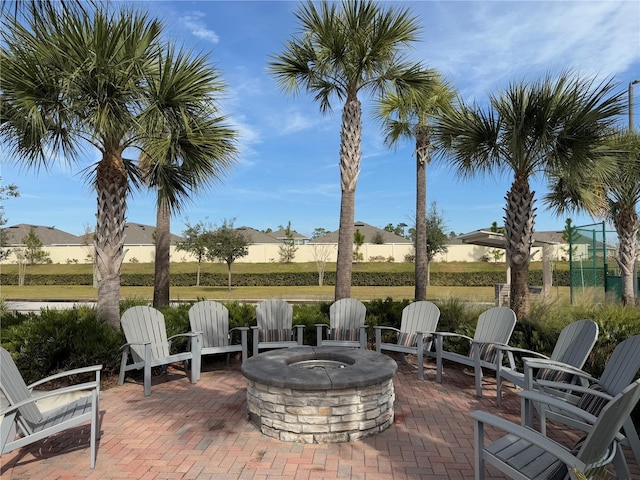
<box><xmin>2</xmin><ymin>0</ymin><xmax>639</xmax><ymax>238</ymax></box>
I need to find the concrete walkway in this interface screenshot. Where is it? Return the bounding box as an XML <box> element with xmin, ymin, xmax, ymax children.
<box><xmin>1</xmin><ymin>357</ymin><xmax>638</xmax><ymax>479</ymax></box>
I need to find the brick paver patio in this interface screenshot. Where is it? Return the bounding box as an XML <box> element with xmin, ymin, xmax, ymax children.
<box><xmin>1</xmin><ymin>355</ymin><xmax>638</xmax><ymax>479</ymax></box>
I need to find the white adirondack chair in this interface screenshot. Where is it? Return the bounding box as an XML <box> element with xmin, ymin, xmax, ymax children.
<box><xmin>522</xmin><ymin>334</ymin><xmax>640</xmax><ymax>468</ymax></box>
<box><xmin>0</xmin><ymin>347</ymin><xmax>102</xmax><ymax>469</ymax></box>
<box><xmin>472</xmin><ymin>379</ymin><xmax>640</xmax><ymax>480</ymax></box>
<box><xmin>374</xmin><ymin>301</ymin><xmax>440</xmax><ymax>380</ymax></box>
<box><xmin>189</xmin><ymin>300</ymin><xmax>248</xmax><ymax>363</ymax></box>
<box><xmin>119</xmin><ymin>306</ymin><xmax>202</xmax><ymax>397</ymax></box>
<box><xmin>433</xmin><ymin>306</ymin><xmax>517</xmax><ymax>397</ymax></box>
<box><xmin>316</xmin><ymin>298</ymin><xmax>367</xmax><ymax>349</ymax></box>
<box><xmin>494</xmin><ymin>319</ymin><xmax>599</xmax><ymax>406</ymax></box>
<box><xmin>252</xmin><ymin>299</ymin><xmax>303</xmax><ymax>356</ymax></box>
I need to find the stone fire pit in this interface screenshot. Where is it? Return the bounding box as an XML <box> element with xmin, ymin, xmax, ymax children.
<box><xmin>241</xmin><ymin>346</ymin><xmax>397</xmax><ymax>443</ymax></box>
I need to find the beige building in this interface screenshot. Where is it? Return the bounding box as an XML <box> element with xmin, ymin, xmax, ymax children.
<box><xmin>1</xmin><ymin>222</ymin><xmax>569</xmax><ymax>265</ymax></box>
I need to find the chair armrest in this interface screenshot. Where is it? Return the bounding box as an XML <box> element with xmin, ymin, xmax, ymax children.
<box><xmin>471</xmin><ymin>409</ymin><xmax>587</xmax><ymax>471</ymax></box>
<box><xmin>493</xmin><ymin>344</ymin><xmax>549</xmax><ymax>359</ymax></box>
<box><xmin>120</xmin><ymin>340</ymin><xmax>151</xmax><ymax>350</ymax></box>
<box><xmin>432</xmin><ymin>331</ymin><xmax>473</xmax><ymax>342</ymax></box>
<box><xmin>2</xmin><ymin>382</ymin><xmax>100</xmax><ymax>415</ymax></box>
<box><xmin>519</xmin><ymin>390</ymin><xmax>599</xmax><ymax>425</ymax></box>
<box><xmin>229</xmin><ymin>326</ymin><xmax>249</xmax><ymax>334</ymax></box>
<box><xmin>523</xmin><ymin>358</ymin><xmax>592</xmax><ymax>378</ymax></box>
<box><xmin>373</xmin><ymin>326</ymin><xmax>401</xmax><ymax>334</ymax></box>
<box><xmin>27</xmin><ymin>364</ymin><xmax>102</xmax><ymax>390</ymax></box>
<box><xmin>535</xmin><ymin>381</ymin><xmax>612</xmax><ymax>401</ymax></box>
<box><xmin>315</xmin><ymin>323</ymin><xmax>329</xmax><ymax>328</ymax></box>
<box><xmin>168</xmin><ymin>332</ymin><xmax>201</xmax><ymax>342</ymax></box>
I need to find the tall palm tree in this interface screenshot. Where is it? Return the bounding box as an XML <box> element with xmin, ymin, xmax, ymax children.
<box><xmin>546</xmin><ymin>131</ymin><xmax>640</xmax><ymax>306</ymax></box>
<box><xmin>376</xmin><ymin>73</ymin><xmax>455</xmax><ymax>301</ymax></box>
<box><xmin>140</xmin><ymin>46</ymin><xmax>238</xmax><ymax>309</ymax></box>
<box><xmin>433</xmin><ymin>72</ymin><xmax>624</xmax><ymax>319</ymax></box>
<box><xmin>269</xmin><ymin>0</ymin><xmax>432</xmax><ymax>300</ymax></box>
<box><xmin>1</xmin><ymin>8</ymin><xmax>232</xmax><ymax>326</ymax></box>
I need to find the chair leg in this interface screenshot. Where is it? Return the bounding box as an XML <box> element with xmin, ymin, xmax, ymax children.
<box><xmin>191</xmin><ymin>334</ymin><xmax>202</xmax><ymax>383</ymax></box>
<box><xmin>435</xmin><ymin>335</ymin><xmax>443</xmax><ymax>383</ymax></box>
<box><xmin>417</xmin><ymin>338</ymin><xmax>424</xmax><ymax>381</ymax></box>
<box><xmin>118</xmin><ymin>348</ymin><xmax>129</xmax><ymax>386</ymax></box>
<box><xmin>472</xmin><ymin>343</ymin><xmax>483</xmax><ymax>397</ymax></box>
<box><xmin>90</xmin><ymin>391</ymin><xmax>97</xmax><ymax>469</ymax></box>
<box><xmin>623</xmin><ymin>416</ymin><xmax>640</xmax><ymax>466</ymax></box>
<box><xmin>474</xmin><ymin>418</ymin><xmax>486</xmax><ymax>480</ymax></box>
<box><xmin>143</xmin><ymin>344</ymin><xmax>152</xmax><ymax>397</ymax></box>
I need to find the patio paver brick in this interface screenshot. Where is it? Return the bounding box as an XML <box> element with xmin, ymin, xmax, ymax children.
<box><xmin>1</xmin><ymin>356</ymin><xmax>639</xmax><ymax>479</ymax></box>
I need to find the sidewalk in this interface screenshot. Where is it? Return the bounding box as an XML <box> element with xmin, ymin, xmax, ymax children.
<box><xmin>1</xmin><ymin>358</ymin><xmax>638</xmax><ymax>479</ymax></box>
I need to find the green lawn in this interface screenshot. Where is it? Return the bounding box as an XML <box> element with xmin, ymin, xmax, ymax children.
<box><xmin>0</xmin><ymin>260</ymin><xmax>571</xmax><ymax>304</ymax></box>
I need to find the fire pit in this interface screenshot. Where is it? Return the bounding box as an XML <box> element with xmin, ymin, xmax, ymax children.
<box><xmin>241</xmin><ymin>346</ymin><xmax>397</xmax><ymax>443</ymax></box>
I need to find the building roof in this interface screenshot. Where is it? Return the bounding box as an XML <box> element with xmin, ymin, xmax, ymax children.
<box><xmin>310</xmin><ymin>221</ymin><xmax>411</xmax><ymax>244</ymax></box>
<box><xmin>457</xmin><ymin>229</ymin><xmax>562</xmax><ymax>248</ymax></box>
<box><xmin>2</xmin><ymin>224</ymin><xmax>82</xmax><ymax>246</ymax></box>
<box><xmin>269</xmin><ymin>228</ymin><xmax>308</xmax><ymax>241</ymax></box>
<box><xmin>122</xmin><ymin>223</ymin><xmax>183</xmax><ymax>245</ymax></box>
<box><xmin>235</xmin><ymin>226</ymin><xmax>280</xmax><ymax>244</ymax></box>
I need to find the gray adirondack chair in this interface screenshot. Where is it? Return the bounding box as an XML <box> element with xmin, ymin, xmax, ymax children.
<box><xmin>316</xmin><ymin>298</ymin><xmax>367</xmax><ymax>349</ymax></box>
<box><xmin>472</xmin><ymin>379</ymin><xmax>640</xmax><ymax>480</ymax></box>
<box><xmin>433</xmin><ymin>306</ymin><xmax>517</xmax><ymax>397</ymax></box>
<box><xmin>119</xmin><ymin>306</ymin><xmax>202</xmax><ymax>397</ymax></box>
<box><xmin>374</xmin><ymin>301</ymin><xmax>440</xmax><ymax>380</ymax></box>
<box><xmin>0</xmin><ymin>348</ymin><xmax>102</xmax><ymax>469</ymax></box>
<box><xmin>189</xmin><ymin>300</ymin><xmax>248</xmax><ymax>363</ymax></box>
<box><xmin>252</xmin><ymin>299</ymin><xmax>303</xmax><ymax>356</ymax></box>
<box><xmin>494</xmin><ymin>319</ymin><xmax>599</xmax><ymax>406</ymax></box>
<box><xmin>522</xmin><ymin>334</ymin><xmax>640</xmax><ymax>468</ymax></box>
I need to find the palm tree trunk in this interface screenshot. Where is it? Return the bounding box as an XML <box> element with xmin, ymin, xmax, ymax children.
<box><xmin>95</xmin><ymin>151</ymin><xmax>128</xmax><ymax>328</ymax></box>
<box><xmin>614</xmin><ymin>207</ymin><xmax>639</xmax><ymax>306</ymax></box>
<box><xmin>414</xmin><ymin>126</ymin><xmax>430</xmax><ymax>300</ymax></box>
<box><xmin>335</xmin><ymin>94</ymin><xmax>361</xmax><ymax>300</ymax></box>
<box><xmin>504</xmin><ymin>175</ymin><xmax>535</xmax><ymax>319</ymax></box>
<box><xmin>153</xmin><ymin>199</ymin><xmax>170</xmax><ymax>309</ymax></box>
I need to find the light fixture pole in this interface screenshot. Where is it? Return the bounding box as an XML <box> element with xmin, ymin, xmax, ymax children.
<box><xmin>630</xmin><ymin>80</ymin><xmax>640</xmax><ymax>132</ymax></box>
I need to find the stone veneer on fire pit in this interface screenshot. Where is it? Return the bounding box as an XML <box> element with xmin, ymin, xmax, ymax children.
<box><xmin>241</xmin><ymin>346</ymin><xmax>397</xmax><ymax>443</ymax></box>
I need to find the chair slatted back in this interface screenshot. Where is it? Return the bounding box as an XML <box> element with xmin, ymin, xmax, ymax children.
<box><xmin>598</xmin><ymin>335</ymin><xmax>640</xmax><ymax>396</ymax></box>
<box><xmin>473</xmin><ymin>307</ymin><xmax>516</xmax><ymax>344</ymax></box>
<box><xmin>398</xmin><ymin>301</ymin><xmax>440</xmax><ymax>347</ymax></box>
<box><xmin>551</xmin><ymin>319</ymin><xmax>598</xmax><ymax>368</ymax></box>
<box><xmin>0</xmin><ymin>348</ymin><xmax>43</xmax><ymax>427</ymax></box>
<box><xmin>330</xmin><ymin>298</ymin><xmax>366</xmax><ymax>331</ymax></box>
<box><xmin>189</xmin><ymin>301</ymin><xmax>230</xmax><ymax>349</ymax></box>
<box><xmin>121</xmin><ymin>306</ymin><xmax>170</xmax><ymax>362</ymax></box>
<box><xmin>256</xmin><ymin>299</ymin><xmax>293</xmax><ymax>331</ymax></box>
<box><xmin>577</xmin><ymin>379</ymin><xmax>640</xmax><ymax>465</ymax></box>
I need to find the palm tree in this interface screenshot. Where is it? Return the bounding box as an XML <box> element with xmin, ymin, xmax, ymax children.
<box><xmin>140</xmin><ymin>46</ymin><xmax>237</xmax><ymax>309</ymax></box>
<box><xmin>433</xmin><ymin>72</ymin><xmax>624</xmax><ymax>319</ymax></box>
<box><xmin>546</xmin><ymin>131</ymin><xmax>640</xmax><ymax>306</ymax></box>
<box><xmin>1</xmin><ymin>7</ymin><xmax>232</xmax><ymax>326</ymax></box>
<box><xmin>269</xmin><ymin>0</ymin><xmax>433</xmax><ymax>300</ymax></box>
<box><xmin>376</xmin><ymin>73</ymin><xmax>455</xmax><ymax>300</ymax></box>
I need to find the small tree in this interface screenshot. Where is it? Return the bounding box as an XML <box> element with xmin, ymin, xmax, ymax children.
<box><xmin>371</xmin><ymin>232</ymin><xmax>385</xmax><ymax>244</ymax></box>
<box><xmin>353</xmin><ymin>229</ymin><xmax>365</xmax><ymax>263</ymax></box>
<box><xmin>176</xmin><ymin>220</ymin><xmax>213</xmax><ymax>286</ymax></box>
<box><xmin>311</xmin><ymin>227</ymin><xmax>328</xmax><ymax>239</ymax></box>
<box><xmin>424</xmin><ymin>203</ymin><xmax>448</xmax><ymax>285</ymax></box>
<box><xmin>312</xmin><ymin>244</ymin><xmax>335</xmax><ymax>286</ymax></box>
<box><xmin>488</xmin><ymin>222</ymin><xmax>505</xmax><ymax>263</ymax></box>
<box><xmin>21</xmin><ymin>227</ymin><xmax>50</xmax><ymax>265</ymax></box>
<box><xmin>206</xmin><ymin>219</ymin><xmax>249</xmax><ymax>291</ymax></box>
<box><xmin>278</xmin><ymin>221</ymin><xmax>298</xmax><ymax>263</ymax></box>
<box><xmin>0</xmin><ymin>181</ymin><xmax>19</xmax><ymax>261</ymax></box>
<box><xmin>561</xmin><ymin>218</ymin><xmax>579</xmax><ymax>261</ymax></box>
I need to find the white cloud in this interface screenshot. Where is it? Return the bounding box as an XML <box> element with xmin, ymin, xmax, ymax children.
<box><xmin>418</xmin><ymin>1</ymin><xmax>640</xmax><ymax>99</ymax></box>
<box><xmin>180</xmin><ymin>11</ymin><xmax>219</xmax><ymax>44</ymax></box>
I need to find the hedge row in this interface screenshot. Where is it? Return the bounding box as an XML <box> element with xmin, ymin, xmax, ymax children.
<box><xmin>0</xmin><ymin>270</ymin><xmax>570</xmax><ymax>287</ymax></box>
